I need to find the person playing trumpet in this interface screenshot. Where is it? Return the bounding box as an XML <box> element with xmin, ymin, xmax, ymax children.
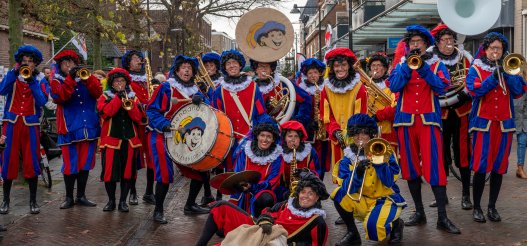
<box><xmin>50</xmin><ymin>50</ymin><xmax>102</xmax><ymax>210</ymax></box>
<box><xmin>466</xmin><ymin>32</ymin><xmax>526</xmax><ymax>223</ymax></box>
<box><xmin>332</xmin><ymin>114</ymin><xmax>405</xmax><ymax>245</ymax></box>
<box><xmin>97</xmin><ymin>68</ymin><xmax>144</xmax><ymax>212</ymax></box>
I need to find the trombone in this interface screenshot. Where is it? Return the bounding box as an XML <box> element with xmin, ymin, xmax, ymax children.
<box><xmin>346</xmin><ymin>138</ymin><xmax>394</xmax><ymax>202</ymax></box>
<box><xmin>495</xmin><ymin>53</ymin><xmax>526</xmax><ymax>95</ymax></box>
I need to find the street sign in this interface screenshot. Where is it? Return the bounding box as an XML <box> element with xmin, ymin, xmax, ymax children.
<box><xmin>387</xmin><ymin>37</ymin><xmax>402</xmax><ymax>49</ymax></box>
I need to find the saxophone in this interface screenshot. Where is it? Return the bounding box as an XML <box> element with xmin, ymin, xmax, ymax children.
<box><xmin>313</xmin><ymin>82</ymin><xmax>327</xmax><ymax>140</ymax></box>
<box><xmin>289</xmin><ymin>146</ymin><xmax>299</xmax><ymax>195</ymax></box>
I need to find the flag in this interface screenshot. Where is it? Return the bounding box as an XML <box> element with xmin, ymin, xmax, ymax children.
<box><xmin>325</xmin><ymin>24</ymin><xmax>332</xmax><ymax>48</ymax></box>
<box><xmin>71</xmin><ymin>33</ymin><xmax>88</xmax><ymax>60</ymax></box>
<box><xmin>296</xmin><ymin>53</ymin><xmax>306</xmax><ymax>73</ymax></box>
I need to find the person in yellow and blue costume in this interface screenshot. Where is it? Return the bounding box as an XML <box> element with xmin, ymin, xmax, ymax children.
<box><xmin>331</xmin><ymin>114</ymin><xmax>406</xmax><ymax>245</ymax></box>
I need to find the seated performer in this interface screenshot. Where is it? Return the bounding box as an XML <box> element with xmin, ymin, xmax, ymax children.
<box><xmin>332</xmin><ymin>114</ymin><xmax>405</xmax><ymax>245</ymax></box>
<box><xmin>229</xmin><ymin>118</ymin><xmax>283</xmax><ymax>217</ymax></box>
<box><xmin>195</xmin><ymin>169</ymin><xmax>329</xmax><ymax>246</ymax></box>
<box><xmin>276</xmin><ymin>120</ymin><xmax>321</xmax><ymax>201</ymax></box>
<box><xmin>97</xmin><ymin>68</ymin><xmax>144</xmax><ymax>212</ymax></box>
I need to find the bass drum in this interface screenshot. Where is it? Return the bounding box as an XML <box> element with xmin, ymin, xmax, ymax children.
<box><xmin>165</xmin><ymin>103</ymin><xmax>234</xmax><ymax>171</ymax></box>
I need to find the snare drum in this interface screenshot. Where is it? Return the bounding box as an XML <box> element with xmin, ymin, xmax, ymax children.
<box><xmin>165</xmin><ymin>103</ymin><xmax>234</xmax><ymax>171</ymax></box>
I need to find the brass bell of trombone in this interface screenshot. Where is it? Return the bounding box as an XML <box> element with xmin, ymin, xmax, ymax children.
<box><xmin>19</xmin><ymin>65</ymin><xmax>32</xmax><ymax>79</ymax></box>
<box><xmin>503</xmin><ymin>53</ymin><xmax>526</xmax><ymax>76</ymax></box>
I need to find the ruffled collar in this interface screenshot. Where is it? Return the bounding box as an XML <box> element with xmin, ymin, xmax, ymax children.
<box><xmin>372</xmin><ymin>75</ymin><xmax>388</xmax><ymax>89</ymax></box>
<box><xmin>287</xmin><ymin>198</ymin><xmax>326</xmax><ymax>219</ymax></box>
<box><xmin>473</xmin><ymin>58</ymin><xmax>496</xmax><ymax>72</ymax></box>
<box><xmin>343</xmin><ymin>146</ymin><xmax>366</xmax><ymax>161</ymax></box>
<box><xmin>282</xmin><ymin>143</ymin><xmax>312</xmax><ymax>163</ymax></box>
<box><xmin>53</xmin><ymin>73</ymin><xmax>80</xmax><ymax>83</ymax></box>
<box><xmin>299</xmin><ymin>77</ymin><xmax>324</xmax><ymax>96</ymax></box>
<box><xmin>103</xmin><ymin>90</ymin><xmax>136</xmax><ymax>99</ymax></box>
<box><xmin>130</xmin><ymin>73</ymin><xmax>147</xmax><ymax>83</ymax></box>
<box><xmin>326</xmin><ymin>73</ymin><xmax>360</xmax><ymax>94</ymax></box>
<box><xmin>220</xmin><ymin>76</ymin><xmax>253</xmax><ymax>93</ymax></box>
<box><xmin>244</xmin><ymin>140</ymin><xmax>283</xmax><ymax>165</ymax></box>
<box><xmin>256</xmin><ymin>73</ymin><xmax>281</xmax><ymax>94</ymax></box>
<box><xmin>211</xmin><ymin>74</ymin><xmax>222</xmax><ymax>86</ymax></box>
<box><xmin>428</xmin><ymin>45</ymin><xmax>473</xmax><ymax>66</ymax></box>
<box><xmin>167</xmin><ymin>77</ymin><xmax>199</xmax><ymax>97</ymax></box>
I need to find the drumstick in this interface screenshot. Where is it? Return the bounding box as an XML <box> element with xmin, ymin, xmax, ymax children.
<box><xmin>170</xmin><ymin>98</ymin><xmax>192</xmax><ymax>104</ymax></box>
<box><xmin>233</xmin><ymin>131</ymin><xmax>246</xmax><ymax>138</ymax></box>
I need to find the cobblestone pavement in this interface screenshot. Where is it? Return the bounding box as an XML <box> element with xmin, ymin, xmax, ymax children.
<box><xmin>1</xmin><ymin>142</ymin><xmax>527</xmax><ymax>246</ymax></box>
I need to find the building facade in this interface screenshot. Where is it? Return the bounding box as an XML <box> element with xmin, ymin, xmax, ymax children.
<box><xmin>211</xmin><ymin>30</ymin><xmax>236</xmax><ymax>53</ymax></box>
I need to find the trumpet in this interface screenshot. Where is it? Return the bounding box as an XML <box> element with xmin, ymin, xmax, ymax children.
<box><xmin>346</xmin><ymin>138</ymin><xmax>394</xmax><ymax>202</ymax></box>
<box><xmin>19</xmin><ymin>65</ymin><xmax>32</xmax><ymax>79</ymax></box>
<box><xmin>121</xmin><ymin>91</ymin><xmax>133</xmax><ymax>111</ymax></box>
<box><xmin>77</xmin><ymin>68</ymin><xmax>91</xmax><ymax>80</ymax></box>
<box><xmin>407</xmin><ymin>54</ymin><xmax>422</xmax><ymax>70</ymax></box>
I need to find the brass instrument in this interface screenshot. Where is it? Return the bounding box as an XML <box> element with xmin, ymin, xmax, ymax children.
<box><xmin>289</xmin><ymin>146</ymin><xmax>299</xmax><ymax>195</ymax></box>
<box><xmin>195</xmin><ymin>55</ymin><xmax>216</xmax><ymax>90</ymax></box>
<box><xmin>77</xmin><ymin>68</ymin><xmax>91</xmax><ymax>80</ymax></box>
<box><xmin>313</xmin><ymin>82</ymin><xmax>327</xmax><ymax>140</ymax></box>
<box><xmin>265</xmin><ymin>73</ymin><xmax>291</xmax><ymax>116</ymax></box>
<box><xmin>407</xmin><ymin>54</ymin><xmax>422</xmax><ymax>70</ymax></box>
<box><xmin>494</xmin><ymin>53</ymin><xmax>526</xmax><ymax>96</ymax></box>
<box><xmin>19</xmin><ymin>65</ymin><xmax>32</xmax><ymax>79</ymax></box>
<box><xmin>122</xmin><ymin>91</ymin><xmax>133</xmax><ymax>111</ymax></box>
<box><xmin>347</xmin><ymin>138</ymin><xmax>394</xmax><ymax>201</ymax></box>
<box><xmin>353</xmin><ymin>60</ymin><xmax>392</xmax><ymax>116</ymax></box>
<box><xmin>145</xmin><ymin>57</ymin><xmax>154</xmax><ymax>98</ymax></box>
<box><xmin>440</xmin><ymin>47</ymin><xmax>469</xmax><ymax>107</ymax></box>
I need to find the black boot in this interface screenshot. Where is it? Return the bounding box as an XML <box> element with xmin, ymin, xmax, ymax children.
<box><xmin>199</xmin><ymin>196</ymin><xmax>215</xmax><ymax>207</ymax></box>
<box><xmin>388</xmin><ymin>218</ymin><xmax>404</xmax><ymax>244</ymax></box>
<box><xmin>184</xmin><ymin>179</ymin><xmax>209</xmax><ymax>215</ymax></box>
<box><xmin>153</xmin><ymin>210</ymin><xmax>167</xmax><ymax>224</ymax></box>
<box><xmin>60</xmin><ymin>197</ymin><xmax>75</xmax><ymax>209</ymax></box>
<box><xmin>118</xmin><ymin>201</ymin><xmax>129</xmax><ymax>212</ymax></box>
<box><xmin>487</xmin><ymin>207</ymin><xmax>501</xmax><ymax>222</ymax></box>
<box><xmin>142</xmin><ymin>168</ymin><xmax>155</xmax><ymax>205</ymax></box>
<box><xmin>334</xmin><ymin>200</ymin><xmax>361</xmax><ymax>246</ymax></box>
<box><xmin>0</xmin><ymin>180</ymin><xmax>12</xmax><ymax>214</ymax></box>
<box><xmin>405</xmin><ymin>211</ymin><xmax>426</xmax><ymax>226</ymax></box>
<box><xmin>104</xmin><ymin>182</ymin><xmax>116</xmax><ymax>211</ymax></box>
<box><xmin>461</xmin><ymin>195</ymin><xmax>473</xmax><ymax>210</ymax></box>
<box><xmin>473</xmin><ymin>207</ymin><xmax>486</xmax><ymax>223</ymax></box>
<box><xmin>61</xmin><ymin>174</ymin><xmax>75</xmax><ymax>209</ymax></box>
<box><xmin>76</xmin><ymin>171</ymin><xmax>96</xmax><ymax>206</ymax></box>
<box><xmin>154</xmin><ymin>183</ymin><xmax>169</xmax><ymax>224</ymax></box>
<box><xmin>119</xmin><ymin>180</ymin><xmax>131</xmax><ymax>212</ymax></box>
<box><xmin>28</xmin><ymin>177</ymin><xmax>40</xmax><ymax>214</ymax></box>
<box><xmin>103</xmin><ymin>200</ymin><xmax>116</xmax><ymax>211</ymax></box>
<box><xmin>184</xmin><ymin>203</ymin><xmax>210</xmax><ymax>215</ymax></box>
<box><xmin>129</xmin><ymin>179</ymin><xmax>138</xmax><ymax>205</ymax></box>
<box><xmin>437</xmin><ymin>216</ymin><xmax>461</xmax><ymax>234</ymax></box>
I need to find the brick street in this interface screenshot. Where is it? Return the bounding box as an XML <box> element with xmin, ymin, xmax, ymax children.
<box><xmin>1</xmin><ymin>142</ymin><xmax>527</xmax><ymax>246</ymax></box>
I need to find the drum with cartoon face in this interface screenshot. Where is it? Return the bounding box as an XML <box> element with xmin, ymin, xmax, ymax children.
<box><xmin>166</xmin><ymin>103</ymin><xmax>234</xmax><ymax>171</ymax></box>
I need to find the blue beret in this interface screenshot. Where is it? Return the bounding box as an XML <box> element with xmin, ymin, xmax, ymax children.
<box><xmin>406</xmin><ymin>25</ymin><xmax>435</xmax><ymax>46</ymax></box>
<box><xmin>220</xmin><ymin>49</ymin><xmax>246</xmax><ymax>76</ymax></box>
<box><xmin>252</xmin><ymin>115</ymin><xmax>281</xmax><ymax>144</ymax></box>
<box><xmin>121</xmin><ymin>50</ymin><xmax>144</xmax><ymax>70</ymax></box>
<box><xmin>184</xmin><ymin>117</ymin><xmax>206</xmax><ymax>133</ymax></box>
<box><xmin>347</xmin><ymin>114</ymin><xmax>378</xmax><ymax>131</ymax></box>
<box><xmin>301</xmin><ymin>58</ymin><xmax>326</xmax><ymax>75</ymax></box>
<box><xmin>202</xmin><ymin>52</ymin><xmax>221</xmax><ymax>63</ymax></box>
<box><xmin>14</xmin><ymin>45</ymin><xmax>43</xmax><ymax>65</ymax></box>
<box><xmin>254</xmin><ymin>21</ymin><xmax>286</xmax><ymax>41</ymax></box>
<box><xmin>169</xmin><ymin>55</ymin><xmax>199</xmax><ymax>78</ymax></box>
<box><xmin>484</xmin><ymin>32</ymin><xmax>509</xmax><ymax>53</ymax></box>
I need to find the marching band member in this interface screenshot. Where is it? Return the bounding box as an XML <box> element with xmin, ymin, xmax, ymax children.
<box><xmin>0</xmin><ymin>45</ymin><xmax>47</xmax><ymax>214</ymax></box>
<box><xmin>147</xmin><ymin>55</ymin><xmax>207</xmax><ymax>224</ymax></box>
<box><xmin>229</xmin><ymin>118</ymin><xmax>283</xmax><ymax>217</ymax></box>
<box><xmin>97</xmin><ymin>68</ymin><xmax>143</xmax><ymax>212</ymax></box>
<box><xmin>122</xmin><ymin>50</ymin><xmax>153</xmax><ymax>206</ymax></box>
<box><xmin>212</xmin><ymin>49</ymin><xmax>268</xmax><ymax>172</ymax></box>
<box><xmin>50</xmin><ymin>50</ymin><xmax>102</xmax><ymax>210</ymax></box>
<box><xmin>332</xmin><ymin>114</ymin><xmax>405</xmax><ymax>245</ymax></box>
<box><xmin>387</xmin><ymin>25</ymin><xmax>460</xmax><ymax>234</ymax></box>
<box><xmin>298</xmin><ymin>58</ymin><xmax>330</xmax><ymax>180</ymax></box>
<box><xmin>368</xmin><ymin>53</ymin><xmax>398</xmax><ymax>153</ymax></box>
<box><xmin>321</xmin><ymin>48</ymin><xmax>368</xmax><ymax>182</ymax></box>
<box><xmin>195</xmin><ymin>169</ymin><xmax>329</xmax><ymax>246</ymax></box>
<box><xmin>201</xmin><ymin>52</ymin><xmax>223</xmax><ymax>100</ymax></box>
<box><xmin>250</xmin><ymin>59</ymin><xmax>312</xmax><ymax>128</ymax></box>
<box><xmin>276</xmin><ymin>120</ymin><xmax>320</xmax><ymax>200</ymax></box>
<box><xmin>466</xmin><ymin>32</ymin><xmax>526</xmax><ymax>223</ymax></box>
<box><xmin>429</xmin><ymin>24</ymin><xmax>474</xmax><ymax>210</ymax></box>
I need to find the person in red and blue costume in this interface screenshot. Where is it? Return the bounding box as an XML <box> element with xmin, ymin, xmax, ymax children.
<box><xmin>387</xmin><ymin>25</ymin><xmax>460</xmax><ymax>234</ymax></box>
<box><xmin>201</xmin><ymin>52</ymin><xmax>223</xmax><ymax>100</ymax></box>
<box><xmin>122</xmin><ymin>50</ymin><xmax>152</xmax><ymax>206</ymax></box>
<box><xmin>195</xmin><ymin>169</ymin><xmax>329</xmax><ymax>246</ymax></box>
<box><xmin>146</xmin><ymin>54</ymin><xmax>209</xmax><ymax>224</ymax></box>
<box><xmin>0</xmin><ymin>45</ymin><xmax>47</xmax><ymax>215</ymax></box>
<box><xmin>229</xmin><ymin>117</ymin><xmax>283</xmax><ymax>217</ymax></box>
<box><xmin>212</xmin><ymin>50</ymin><xmax>268</xmax><ymax>172</ymax></box>
<box><xmin>97</xmin><ymin>68</ymin><xmax>144</xmax><ymax>212</ymax></box>
<box><xmin>465</xmin><ymin>32</ymin><xmax>526</xmax><ymax>223</ymax></box>
<box><xmin>276</xmin><ymin>120</ymin><xmax>320</xmax><ymax>201</ymax></box>
<box><xmin>298</xmin><ymin>58</ymin><xmax>331</xmax><ymax>181</ymax></box>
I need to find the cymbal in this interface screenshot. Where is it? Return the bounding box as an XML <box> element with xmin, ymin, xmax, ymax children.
<box><xmin>216</xmin><ymin>170</ymin><xmax>261</xmax><ymax>195</ymax></box>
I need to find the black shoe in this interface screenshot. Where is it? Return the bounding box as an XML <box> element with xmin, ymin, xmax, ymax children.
<box><xmin>183</xmin><ymin>203</ymin><xmax>210</xmax><ymax>215</ymax></box>
<box><xmin>199</xmin><ymin>196</ymin><xmax>215</xmax><ymax>207</ymax></box>
<box><xmin>153</xmin><ymin>211</ymin><xmax>167</xmax><ymax>224</ymax></box>
<box><xmin>429</xmin><ymin>199</ymin><xmax>449</xmax><ymax>208</ymax></box>
<box><xmin>142</xmin><ymin>194</ymin><xmax>156</xmax><ymax>205</ymax></box>
<box><xmin>487</xmin><ymin>208</ymin><xmax>501</xmax><ymax>222</ymax></box>
<box><xmin>129</xmin><ymin>192</ymin><xmax>139</xmax><ymax>205</ymax></box>
<box><xmin>75</xmin><ymin>196</ymin><xmax>97</xmax><ymax>207</ymax></box>
<box><xmin>0</xmin><ymin>201</ymin><xmax>9</xmax><ymax>214</ymax></box>
<box><xmin>60</xmin><ymin>197</ymin><xmax>75</xmax><ymax>209</ymax></box>
<box><xmin>473</xmin><ymin>208</ymin><xmax>486</xmax><ymax>223</ymax></box>
<box><xmin>29</xmin><ymin>201</ymin><xmax>40</xmax><ymax>214</ymax></box>
<box><xmin>335</xmin><ymin>231</ymin><xmax>361</xmax><ymax>246</ymax></box>
<box><xmin>335</xmin><ymin>217</ymin><xmax>345</xmax><ymax>225</ymax></box>
<box><xmin>437</xmin><ymin>217</ymin><xmax>461</xmax><ymax>234</ymax></box>
<box><xmin>118</xmin><ymin>201</ymin><xmax>129</xmax><ymax>212</ymax></box>
<box><xmin>0</xmin><ymin>224</ymin><xmax>6</xmax><ymax>232</ymax></box>
<box><xmin>103</xmin><ymin>200</ymin><xmax>116</xmax><ymax>212</ymax></box>
<box><xmin>405</xmin><ymin>211</ymin><xmax>426</xmax><ymax>226</ymax></box>
<box><xmin>461</xmin><ymin>196</ymin><xmax>473</xmax><ymax>210</ymax></box>
<box><xmin>215</xmin><ymin>193</ymin><xmax>223</xmax><ymax>201</ymax></box>
<box><xmin>388</xmin><ymin>218</ymin><xmax>404</xmax><ymax>244</ymax></box>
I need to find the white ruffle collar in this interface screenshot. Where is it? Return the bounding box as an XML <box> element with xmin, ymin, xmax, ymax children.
<box><xmin>220</xmin><ymin>76</ymin><xmax>253</xmax><ymax>93</ymax></box>
<box><xmin>244</xmin><ymin>140</ymin><xmax>283</xmax><ymax>165</ymax></box>
<box><xmin>473</xmin><ymin>59</ymin><xmax>496</xmax><ymax>72</ymax></box>
<box><xmin>299</xmin><ymin>77</ymin><xmax>325</xmax><ymax>96</ymax></box>
<box><xmin>213</xmin><ymin>77</ymin><xmax>223</xmax><ymax>87</ymax></box>
<box><xmin>326</xmin><ymin>73</ymin><xmax>360</xmax><ymax>94</ymax></box>
<box><xmin>130</xmin><ymin>73</ymin><xmax>147</xmax><ymax>83</ymax></box>
<box><xmin>287</xmin><ymin>198</ymin><xmax>326</xmax><ymax>219</ymax></box>
<box><xmin>258</xmin><ymin>73</ymin><xmax>281</xmax><ymax>94</ymax></box>
<box><xmin>167</xmin><ymin>78</ymin><xmax>199</xmax><ymax>97</ymax></box>
<box><xmin>103</xmin><ymin>90</ymin><xmax>136</xmax><ymax>99</ymax></box>
<box><xmin>282</xmin><ymin>143</ymin><xmax>312</xmax><ymax>163</ymax></box>
<box><xmin>343</xmin><ymin>147</ymin><xmax>366</xmax><ymax>162</ymax></box>
<box><xmin>53</xmin><ymin>73</ymin><xmax>80</xmax><ymax>83</ymax></box>
<box><xmin>426</xmin><ymin>46</ymin><xmax>473</xmax><ymax>66</ymax></box>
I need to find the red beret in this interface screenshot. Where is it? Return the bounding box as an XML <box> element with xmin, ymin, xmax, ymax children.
<box><xmin>107</xmin><ymin>68</ymin><xmax>132</xmax><ymax>85</ymax></box>
<box><xmin>430</xmin><ymin>24</ymin><xmax>449</xmax><ymax>39</ymax></box>
<box><xmin>325</xmin><ymin>48</ymin><xmax>357</xmax><ymax>62</ymax></box>
<box><xmin>54</xmin><ymin>50</ymin><xmax>80</xmax><ymax>64</ymax></box>
<box><xmin>281</xmin><ymin>120</ymin><xmax>308</xmax><ymax>141</ymax></box>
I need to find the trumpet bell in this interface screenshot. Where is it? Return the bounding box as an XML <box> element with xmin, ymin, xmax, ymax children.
<box><xmin>20</xmin><ymin>65</ymin><xmax>32</xmax><ymax>79</ymax></box>
<box><xmin>438</xmin><ymin>0</ymin><xmax>501</xmax><ymax>36</ymax></box>
<box><xmin>503</xmin><ymin>53</ymin><xmax>526</xmax><ymax>75</ymax></box>
<box><xmin>77</xmin><ymin>68</ymin><xmax>91</xmax><ymax>80</ymax></box>
<box><xmin>407</xmin><ymin>55</ymin><xmax>422</xmax><ymax>70</ymax></box>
